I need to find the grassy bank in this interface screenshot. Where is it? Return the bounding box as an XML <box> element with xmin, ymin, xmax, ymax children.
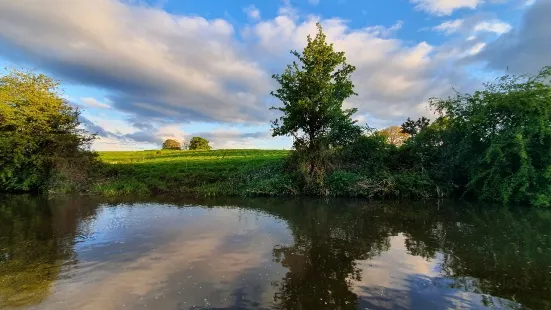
<box><xmin>94</xmin><ymin>149</ymin><xmax>296</xmax><ymax>196</ymax></box>
<box><xmin>92</xmin><ymin>148</ymin><xmax>438</xmax><ymax>200</ymax></box>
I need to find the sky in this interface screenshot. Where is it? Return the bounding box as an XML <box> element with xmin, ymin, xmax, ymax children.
<box><xmin>0</xmin><ymin>0</ymin><xmax>549</xmax><ymax>150</ymax></box>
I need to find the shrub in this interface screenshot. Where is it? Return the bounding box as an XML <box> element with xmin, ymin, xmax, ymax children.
<box><xmin>425</xmin><ymin>66</ymin><xmax>551</xmax><ymax>206</ymax></box>
<box><xmin>0</xmin><ymin>69</ymin><xmax>98</xmax><ymax>193</ymax></box>
<box><xmin>325</xmin><ymin>171</ymin><xmax>362</xmax><ymax>196</ymax></box>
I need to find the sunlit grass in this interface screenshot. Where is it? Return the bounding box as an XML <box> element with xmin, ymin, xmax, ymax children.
<box><xmin>94</xmin><ymin>149</ymin><xmax>293</xmax><ymax>196</ymax></box>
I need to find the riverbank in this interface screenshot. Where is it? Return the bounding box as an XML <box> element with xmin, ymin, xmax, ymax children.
<box><xmin>93</xmin><ymin>149</ymin><xmax>297</xmax><ymax>197</ymax></box>
<box><xmin>90</xmin><ymin>148</ymin><xmax>438</xmax><ymax>200</ymax></box>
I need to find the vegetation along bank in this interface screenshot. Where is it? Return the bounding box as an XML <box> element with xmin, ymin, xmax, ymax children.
<box><xmin>1</xmin><ymin>23</ymin><xmax>551</xmax><ymax>207</ymax></box>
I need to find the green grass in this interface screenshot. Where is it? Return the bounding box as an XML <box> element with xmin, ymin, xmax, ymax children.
<box><xmin>93</xmin><ymin>149</ymin><xmax>295</xmax><ymax>196</ymax></box>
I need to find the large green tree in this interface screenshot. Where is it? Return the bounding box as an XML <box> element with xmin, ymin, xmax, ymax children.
<box><xmin>270</xmin><ymin>23</ymin><xmax>361</xmax><ymax>181</ymax></box>
<box><xmin>0</xmin><ymin>69</ymin><xmax>96</xmax><ymax>193</ymax></box>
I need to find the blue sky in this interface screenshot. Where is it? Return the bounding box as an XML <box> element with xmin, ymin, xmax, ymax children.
<box><xmin>0</xmin><ymin>0</ymin><xmax>548</xmax><ymax>150</ymax></box>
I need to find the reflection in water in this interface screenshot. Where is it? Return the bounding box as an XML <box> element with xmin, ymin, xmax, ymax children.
<box><xmin>0</xmin><ymin>196</ymin><xmax>98</xmax><ymax>308</ymax></box>
<box><xmin>0</xmin><ymin>196</ymin><xmax>550</xmax><ymax>309</ymax></box>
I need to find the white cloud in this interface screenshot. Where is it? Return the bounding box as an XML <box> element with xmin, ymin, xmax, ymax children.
<box><xmin>466</xmin><ymin>42</ymin><xmax>486</xmax><ymax>55</ymax></box>
<box><xmin>0</xmin><ymin>0</ymin><xmax>270</xmax><ymax>124</ymax></box>
<box><xmin>474</xmin><ymin>20</ymin><xmax>512</xmax><ymax>34</ymax></box>
<box><xmin>364</xmin><ymin>20</ymin><xmax>404</xmax><ymax>37</ymax></box>
<box><xmin>308</xmin><ymin>0</ymin><xmax>320</xmax><ymax>5</ymax></box>
<box><xmin>0</xmin><ymin>0</ymin><xmax>481</xmax><ymax>146</ymax></box>
<box><xmin>243</xmin><ymin>5</ymin><xmax>261</xmax><ymax>20</ymax></box>
<box><xmin>433</xmin><ymin>18</ymin><xmax>511</xmax><ymax>36</ymax></box>
<box><xmin>278</xmin><ymin>0</ymin><xmax>299</xmax><ymax>19</ymax></box>
<box><xmin>433</xmin><ymin>19</ymin><xmax>464</xmax><ymax>34</ymax></box>
<box><xmin>188</xmin><ymin>129</ymin><xmax>273</xmax><ymax>149</ymax></box>
<box><xmin>411</xmin><ymin>0</ymin><xmax>483</xmax><ymax>15</ymax></box>
<box><xmin>80</xmin><ymin>97</ymin><xmax>111</xmax><ymax>109</ymax></box>
<box><xmin>156</xmin><ymin>124</ymin><xmax>187</xmax><ymax>143</ymax></box>
<box><xmin>247</xmin><ymin>16</ymin><xmax>468</xmax><ymax>121</ymax></box>
<box><xmin>474</xmin><ymin>0</ymin><xmax>551</xmax><ymax>74</ymax></box>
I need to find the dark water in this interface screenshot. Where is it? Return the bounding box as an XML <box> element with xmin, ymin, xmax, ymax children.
<box><xmin>1</xmin><ymin>196</ymin><xmax>551</xmax><ymax>310</ymax></box>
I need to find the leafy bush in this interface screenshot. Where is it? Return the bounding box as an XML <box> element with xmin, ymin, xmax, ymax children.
<box><xmin>0</xmin><ymin>69</ymin><xmax>98</xmax><ymax>193</ymax></box>
<box><xmin>325</xmin><ymin>171</ymin><xmax>362</xmax><ymax>196</ymax></box>
<box><xmin>407</xmin><ymin>66</ymin><xmax>551</xmax><ymax>206</ymax></box>
<box><xmin>338</xmin><ymin>133</ymin><xmax>395</xmax><ymax>175</ymax></box>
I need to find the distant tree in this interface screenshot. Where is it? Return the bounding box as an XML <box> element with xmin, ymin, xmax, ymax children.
<box><xmin>400</xmin><ymin>117</ymin><xmax>430</xmax><ymax>136</ymax></box>
<box><xmin>161</xmin><ymin>139</ymin><xmax>181</xmax><ymax>150</ymax></box>
<box><xmin>378</xmin><ymin>126</ymin><xmax>410</xmax><ymax>146</ymax></box>
<box><xmin>188</xmin><ymin>137</ymin><xmax>211</xmax><ymax>150</ymax></box>
<box><xmin>270</xmin><ymin>23</ymin><xmax>361</xmax><ymax>183</ymax></box>
<box><xmin>0</xmin><ymin>69</ymin><xmax>97</xmax><ymax>193</ymax></box>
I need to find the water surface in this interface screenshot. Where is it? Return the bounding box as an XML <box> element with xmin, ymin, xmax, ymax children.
<box><xmin>1</xmin><ymin>196</ymin><xmax>550</xmax><ymax>309</ymax></box>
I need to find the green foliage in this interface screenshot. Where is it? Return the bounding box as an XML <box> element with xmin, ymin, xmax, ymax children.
<box><xmin>161</xmin><ymin>139</ymin><xmax>181</xmax><ymax>150</ymax></box>
<box><xmin>4</xmin><ymin>63</ymin><xmax>546</xmax><ymax>207</ymax></box>
<box><xmin>300</xmin><ymin>66</ymin><xmax>551</xmax><ymax>206</ymax></box>
<box><xmin>271</xmin><ymin>23</ymin><xmax>361</xmax><ymax>182</ymax></box>
<box><xmin>325</xmin><ymin>171</ymin><xmax>362</xmax><ymax>196</ymax></box>
<box><xmin>188</xmin><ymin>136</ymin><xmax>211</xmax><ymax>150</ymax></box>
<box><xmin>95</xmin><ymin>149</ymin><xmax>290</xmax><ymax>196</ymax></box>
<box><xmin>414</xmin><ymin>66</ymin><xmax>551</xmax><ymax>206</ymax></box>
<box><xmin>0</xmin><ymin>69</ymin><xmax>98</xmax><ymax>193</ymax></box>
<box><xmin>400</xmin><ymin>116</ymin><xmax>430</xmax><ymax>136</ymax></box>
<box><xmin>339</xmin><ymin>133</ymin><xmax>395</xmax><ymax>175</ymax></box>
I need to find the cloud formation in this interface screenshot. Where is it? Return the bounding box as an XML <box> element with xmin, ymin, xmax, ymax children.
<box><xmin>0</xmin><ymin>0</ymin><xmax>270</xmax><ymax>124</ymax></box>
<box><xmin>81</xmin><ymin>115</ymin><xmax>274</xmax><ymax>150</ymax></box>
<box><xmin>433</xmin><ymin>19</ymin><xmax>465</xmax><ymax>34</ymax></box>
<box><xmin>244</xmin><ymin>5</ymin><xmax>261</xmax><ymax>20</ymax></box>
<box><xmin>247</xmin><ymin>15</ymin><xmax>472</xmax><ymax>121</ymax></box>
<box><xmin>410</xmin><ymin>0</ymin><xmax>483</xmax><ymax>15</ymax></box>
<box><xmin>475</xmin><ymin>0</ymin><xmax>551</xmax><ymax>74</ymax></box>
<box><xmin>433</xmin><ymin>18</ymin><xmax>511</xmax><ymax>35</ymax></box>
<box><xmin>0</xmin><ymin>0</ymin><xmax>540</xmax><ymax>150</ymax></box>
<box><xmin>474</xmin><ymin>20</ymin><xmax>512</xmax><ymax>35</ymax></box>
<box><xmin>0</xmin><ymin>0</ymin><xmax>476</xmax><ymax>128</ymax></box>
<box><xmin>80</xmin><ymin>97</ymin><xmax>111</xmax><ymax>109</ymax></box>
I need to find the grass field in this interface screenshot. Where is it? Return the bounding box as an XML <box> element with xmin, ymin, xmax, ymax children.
<box><xmin>94</xmin><ymin>149</ymin><xmax>294</xmax><ymax>196</ymax></box>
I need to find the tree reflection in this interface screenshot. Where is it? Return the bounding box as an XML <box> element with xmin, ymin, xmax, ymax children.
<box><xmin>1</xmin><ymin>195</ymin><xmax>550</xmax><ymax>309</ymax></box>
<box><xmin>260</xmin><ymin>200</ymin><xmax>393</xmax><ymax>309</ymax></box>
<box><xmin>435</xmin><ymin>206</ymin><xmax>551</xmax><ymax>309</ymax></box>
<box><xmin>244</xmin><ymin>199</ymin><xmax>551</xmax><ymax>310</ymax></box>
<box><xmin>0</xmin><ymin>195</ymin><xmax>98</xmax><ymax>308</ymax></box>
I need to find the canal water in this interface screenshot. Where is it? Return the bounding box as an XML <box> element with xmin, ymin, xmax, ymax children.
<box><xmin>1</xmin><ymin>196</ymin><xmax>550</xmax><ymax>309</ymax></box>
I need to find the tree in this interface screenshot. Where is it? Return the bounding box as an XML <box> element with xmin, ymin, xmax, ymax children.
<box><xmin>161</xmin><ymin>139</ymin><xmax>181</xmax><ymax>150</ymax></box>
<box><xmin>400</xmin><ymin>117</ymin><xmax>430</xmax><ymax>136</ymax></box>
<box><xmin>188</xmin><ymin>137</ymin><xmax>211</xmax><ymax>150</ymax></box>
<box><xmin>378</xmin><ymin>126</ymin><xmax>410</xmax><ymax>146</ymax></box>
<box><xmin>0</xmin><ymin>69</ymin><xmax>97</xmax><ymax>193</ymax></box>
<box><xmin>270</xmin><ymin>23</ymin><xmax>361</xmax><ymax>181</ymax></box>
